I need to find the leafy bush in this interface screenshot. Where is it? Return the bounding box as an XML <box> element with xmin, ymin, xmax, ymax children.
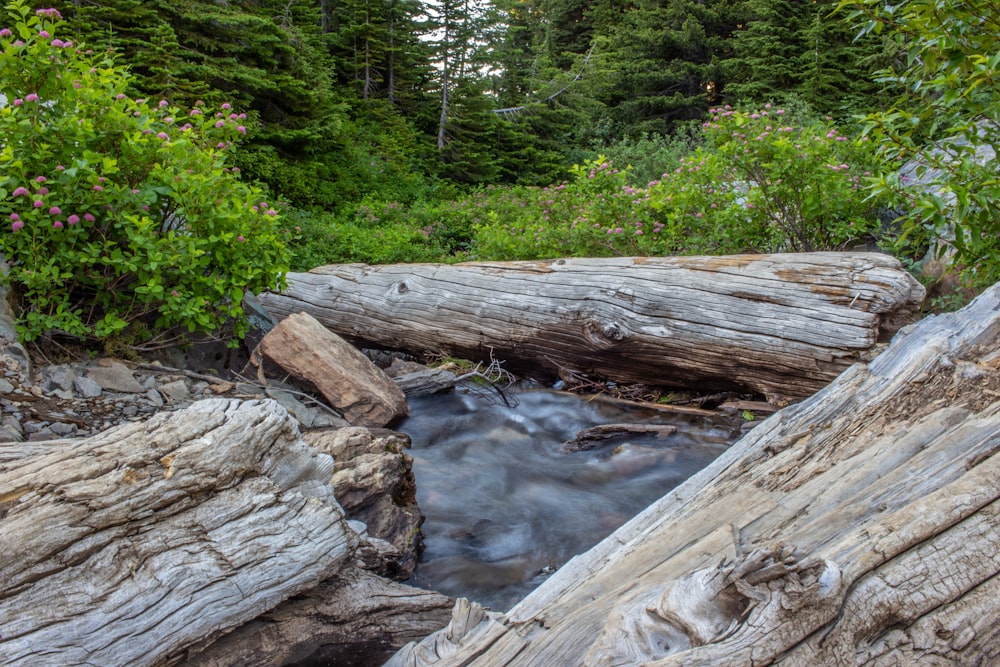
<box><xmin>840</xmin><ymin>0</ymin><xmax>1000</xmax><ymax>289</ymax></box>
<box><xmin>0</xmin><ymin>1</ymin><xmax>288</xmax><ymax>343</ymax></box>
<box><xmin>644</xmin><ymin>105</ymin><xmax>887</xmax><ymax>254</ymax></box>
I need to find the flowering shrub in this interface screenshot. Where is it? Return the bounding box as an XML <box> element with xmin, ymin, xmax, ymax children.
<box><xmin>0</xmin><ymin>0</ymin><xmax>287</xmax><ymax>342</ymax></box>
<box><xmin>645</xmin><ymin>105</ymin><xmax>887</xmax><ymax>254</ymax></box>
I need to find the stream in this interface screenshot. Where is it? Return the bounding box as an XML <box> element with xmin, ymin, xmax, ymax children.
<box><xmin>398</xmin><ymin>384</ymin><xmax>744</xmax><ymax>612</ymax></box>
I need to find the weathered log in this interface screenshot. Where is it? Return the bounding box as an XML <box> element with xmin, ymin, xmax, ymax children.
<box><xmin>0</xmin><ymin>398</ymin><xmax>358</xmax><ymax>667</ymax></box>
<box><xmin>387</xmin><ymin>282</ymin><xmax>1000</xmax><ymax>665</ymax></box>
<box><xmin>177</xmin><ymin>566</ymin><xmax>454</xmax><ymax>667</ymax></box>
<box><xmin>258</xmin><ymin>253</ymin><xmax>924</xmax><ymax>402</ymax></box>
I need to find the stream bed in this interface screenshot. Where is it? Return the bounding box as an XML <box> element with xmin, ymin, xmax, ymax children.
<box><xmin>398</xmin><ymin>384</ymin><xmax>744</xmax><ymax>612</ymax></box>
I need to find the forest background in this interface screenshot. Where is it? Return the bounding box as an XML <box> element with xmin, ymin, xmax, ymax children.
<box><xmin>1</xmin><ymin>0</ymin><xmax>997</xmax><ymax>344</ymax></box>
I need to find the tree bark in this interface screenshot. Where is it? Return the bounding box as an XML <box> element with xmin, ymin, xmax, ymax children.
<box><xmin>387</xmin><ymin>281</ymin><xmax>1000</xmax><ymax>666</ymax></box>
<box><xmin>0</xmin><ymin>398</ymin><xmax>357</xmax><ymax>667</ymax></box>
<box><xmin>258</xmin><ymin>253</ymin><xmax>924</xmax><ymax>402</ymax></box>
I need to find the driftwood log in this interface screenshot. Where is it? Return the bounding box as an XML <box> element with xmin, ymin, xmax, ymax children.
<box><xmin>179</xmin><ymin>567</ymin><xmax>453</xmax><ymax>667</ymax></box>
<box><xmin>258</xmin><ymin>253</ymin><xmax>924</xmax><ymax>402</ymax></box>
<box><xmin>388</xmin><ymin>282</ymin><xmax>1000</xmax><ymax>665</ymax></box>
<box><xmin>0</xmin><ymin>399</ymin><xmax>357</xmax><ymax>667</ymax></box>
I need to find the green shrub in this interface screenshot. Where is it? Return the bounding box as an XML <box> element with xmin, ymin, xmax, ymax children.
<box><xmin>840</xmin><ymin>0</ymin><xmax>1000</xmax><ymax>289</ymax></box>
<box><xmin>645</xmin><ymin>105</ymin><xmax>887</xmax><ymax>254</ymax></box>
<box><xmin>0</xmin><ymin>1</ymin><xmax>288</xmax><ymax>343</ymax></box>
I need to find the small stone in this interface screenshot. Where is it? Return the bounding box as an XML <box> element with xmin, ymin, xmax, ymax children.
<box><xmin>41</xmin><ymin>365</ymin><xmax>76</xmax><ymax>393</ymax></box>
<box><xmin>145</xmin><ymin>388</ymin><xmax>165</xmax><ymax>407</ymax></box>
<box><xmin>190</xmin><ymin>381</ymin><xmax>209</xmax><ymax>396</ymax></box>
<box><xmin>87</xmin><ymin>362</ymin><xmax>144</xmax><ymax>393</ymax></box>
<box><xmin>52</xmin><ymin>389</ymin><xmax>74</xmax><ymax>400</ymax></box>
<box><xmin>122</xmin><ymin>403</ymin><xmax>138</xmax><ymax>418</ymax></box>
<box><xmin>49</xmin><ymin>422</ymin><xmax>77</xmax><ymax>436</ymax></box>
<box><xmin>73</xmin><ymin>376</ymin><xmax>103</xmax><ymax>398</ymax></box>
<box><xmin>0</xmin><ymin>378</ymin><xmax>15</xmax><ymax>394</ymax></box>
<box><xmin>22</xmin><ymin>421</ymin><xmax>48</xmax><ymax>434</ymax></box>
<box><xmin>158</xmin><ymin>380</ymin><xmax>190</xmax><ymax>403</ymax></box>
<box><xmin>27</xmin><ymin>429</ymin><xmax>56</xmax><ymax>441</ymax></box>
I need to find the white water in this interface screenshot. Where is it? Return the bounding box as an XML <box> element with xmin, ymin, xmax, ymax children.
<box><xmin>398</xmin><ymin>385</ymin><xmax>741</xmax><ymax>611</ymax></box>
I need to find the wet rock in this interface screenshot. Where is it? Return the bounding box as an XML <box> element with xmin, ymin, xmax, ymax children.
<box><xmin>86</xmin><ymin>361</ymin><xmax>144</xmax><ymax>393</ymax></box>
<box><xmin>306</xmin><ymin>427</ymin><xmax>424</xmax><ymax>578</ymax></box>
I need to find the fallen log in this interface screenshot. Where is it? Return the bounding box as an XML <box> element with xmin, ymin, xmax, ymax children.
<box><xmin>258</xmin><ymin>253</ymin><xmax>924</xmax><ymax>402</ymax></box>
<box><xmin>0</xmin><ymin>399</ymin><xmax>357</xmax><ymax>667</ymax></box>
<box><xmin>388</xmin><ymin>282</ymin><xmax>1000</xmax><ymax>665</ymax></box>
<box><xmin>177</xmin><ymin>567</ymin><xmax>454</xmax><ymax>667</ymax></box>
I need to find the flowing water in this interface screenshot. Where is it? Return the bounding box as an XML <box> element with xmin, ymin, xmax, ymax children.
<box><xmin>398</xmin><ymin>384</ymin><xmax>743</xmax><ymax>612</ymax></box>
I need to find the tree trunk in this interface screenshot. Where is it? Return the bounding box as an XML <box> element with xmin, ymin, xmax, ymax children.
<box><xmin>387</xmin><ymin>282</ymin><xmax>1000</xmax><ymax>666</ymax></box>
<box><xmin>258</xmin><ymin>253</ymin><xmax>924</xmax><ymax>402</ymax></box>
<box><xmin>0</xmin><ymin>399</ymin><xmax>357</xmax><ymax>667</ymax></box>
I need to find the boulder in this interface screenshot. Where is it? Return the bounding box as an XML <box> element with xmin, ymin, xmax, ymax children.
<box><xmin>250</xmin><ymin>311</ymin><xmax>408</xmax><ymax>427</ymax></box>
<box><xmin>307</xmin><ymin>426</ymin><xmax>425</xmax><ymax>577</ymax></box>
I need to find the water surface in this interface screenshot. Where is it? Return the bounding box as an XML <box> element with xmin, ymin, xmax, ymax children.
<box><xmin>399</xmin><ymin>385</ymin><xmax>741</xmax><ymax>611</ymax></box>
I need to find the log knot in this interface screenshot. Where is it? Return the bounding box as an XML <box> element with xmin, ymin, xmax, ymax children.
<box><xmin>584</xmin><ymin>544</ymin><xmax>843</xmax><ymax>664</ymax></box>
<box><xmin>583</xmin><ymin>320</ymin><xmax>628</xmax><ymax>349</ymax></box>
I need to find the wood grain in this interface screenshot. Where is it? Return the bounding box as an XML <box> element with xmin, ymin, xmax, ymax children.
<box><xmin>259</xmin><ymin>253</ymin><xmax>924</xmax><ymax>401</ymax></box>
<box><xmin>0</xmin><ymin>398</ymin><xmax>357</xmax><ymax>667</ymax></box>
<box><xmin>387</xmin><ymin>282</ymin><xmax>1000</xmax><ymax>666</ymax></box>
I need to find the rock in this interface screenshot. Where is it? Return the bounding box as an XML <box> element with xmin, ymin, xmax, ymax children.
<box><xmin>250</xmin><ymin>311</ymin><xmax>408</xmax><ymax>428</ymax></box>
<box><xmin>0</xmin><ymin>273</ymin><xmax>30</xmax><ymax>385</ymax></box>
<box><xmin>41</xmin><ymin>365</ymin><xmax>75</xmax><ymax>394</ymax></box>
<box><xmin>86</xmin><ymin>360</ymin><xmax>144</xmax><ymax>393</ymax></box>
<box><xmin>306</xmin><ymin>427</ymin><xmax>424</xmax><ymax>578</ymax></box>
<box><xmin>158</xmin><ymin>379</ymin><xmax>191</xmax><ymax>403</ymax></box>
<box><xmin>72</xmin><ymin>376</ymin><xmax>103</xmax><ymax>398</ymax></box>
<box><xmin>0</xmin><ymin>379</ymin><xmax>13</xmax><ymax>394</ymax></box>
<box><xmin>145</xmin><ymin>388</ymin><xmax>165</xmax><ymax>407</ymax></box>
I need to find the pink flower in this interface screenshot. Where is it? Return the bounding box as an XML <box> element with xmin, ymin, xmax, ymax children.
<box><xmin>67</xmin><ymin>214</ymin><xmax>80</xmax><ymax>225</ymax></box>
<box><xmin>36</xmin><ymin>187</ymin><xmax>48</xmax><ymax>195</ymax></box>
<box><xmin>50</xmin><ymin>38</ymin><xmax>64</xmax><ymax>47</ymax></box>
<box><xmin>83</xmin><ymin>213</ymin><xmax>95</xmax><ymax>222</ymax></box>
<box><xmin>116</xmin><ymin>93</ymin><xmax>126</xmax><ymax>100</ymax></box>
<box><xmin>190</xmin><ymin>109</ymin><xmax>202</xmax><ymax>116</ymax></box>
<box><xmin>0</xmin><ymin>28</ymin><xmax>11</xmax><ymax>38</ymax></box>
<box><xmin>236</xmin><ymin>125</ymin><xmax>246</xmax><ymax>134</ymax></box>
<box><xmin>221</xmin><ymin>103</ymin><xmax>231</xmax><ymax>110</ymax></box>
<box><xmin>12</xmin><ymin>98</ymin><xmax>22</xmax><ymax>106</ymax></box>
<box><xmin>38</xmin><ymin>30</ymin><xmax>49</xmax><ymax>38</ymax></box>
<box><xmin>236</xmin><ymin>235</ymin><xmax>245</xmax><ymax>242</ymax></box>
<box><xmin>156</xmin><ymin>132</ymin><xmax>169</xmax><ymax>140</ymax></box>
<box><xmin>170</xmin><ymin>290</ymin><xmax>179</xmax><ymax>297</ymax></box>
<box><xmin>48</xmin><ymin>206</ymin><xmax>61</xmax><ymax>215</ymax></box>
<box><xmin>35</xmin><ymin>176</ymin><xmax>46</xmax><ymax>183</ymax></box>
<box><xmin>159</xmin><ymin>100</ymin><xmax>168</xmax><ymax>108</ymax></box>
<box><xmin>55</xmin><ymin>165</ymin><xmax>64</xmax><ymax>171</ymax></box>
<box><xmin>215</xmin><ymin>120</ymin><xmax>225</xmax><ymax>128</ymax></box>
<box><xmin>163</xmin><ymin>117</ymin><xmax>173</xmax><ymax>124</ymax></box>
<box><xmin>11</xmin><ymin>221</ymin><xmax>23</xmax><ymax>232</ymax></box>
<box><xmin>33</xmin><ymin>200</ymin><xmax>44</xmax><ymax>208</ymax></box>
<box><xmin>12</xmin><ymin>187</ymin><xmax>29</xmax><ymax>197</ymax></box>
<box><xmin>92</xmin><ymin>185</ymin><xmax>103</xmax><ymax>192</ymax></box>
<box><xmin>9</xmin><ymin>213</ymin><xmax>19</xmax><ymax>221</ymax></box>
<box><xmin>35</xmin><ymin>8</ymin><xmax>61</xmax><ymax>18</ymax></box>
<box><xmin>12</xmin><ymin>39</ymin><xmax>22</xmax><ymax>46</ymax></box>
<box><xmin>52</xmin><ymin>220</ymin><xmax>63</xmax><ymax>229</ymax></box>
<box><xmin>229</xmin><ymin>113</ymin><xmax>238</xmax><ymax>120</ymax></box>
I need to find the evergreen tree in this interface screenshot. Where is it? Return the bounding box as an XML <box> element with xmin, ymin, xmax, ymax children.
<box><xmin>725</xmin><ymin>0</ymin><xmax>884</xmax><ymax>114</ymax></box>
<box><xmin>591</xmin><ymin>0</ymin><xmax>741</xmax><ymax>139</ymax></box>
